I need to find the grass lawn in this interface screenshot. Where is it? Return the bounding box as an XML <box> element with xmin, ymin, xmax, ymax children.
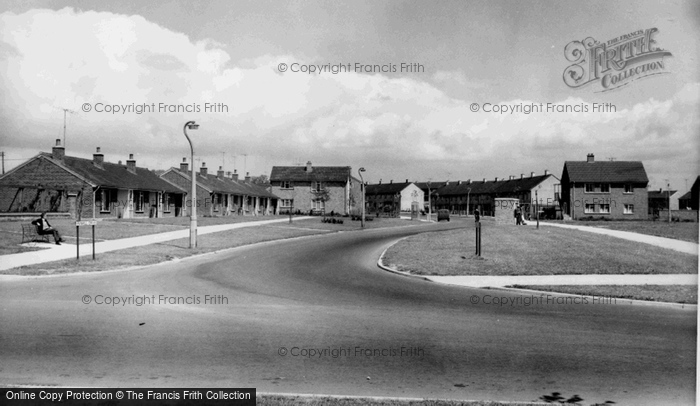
<box><xmin>557</xmin><ymin>219</ymin><xmax>698</xmax><ymax>243</ymax></box>
<box><xmin>509</xmin><ymin>285</ymin><xmax>698</xmax><ymax>305</ymax></box>
<box><xmin>382</xmin><ymin>224</ymin><xmax>697</xmax><ymax>276</ymax></box>
<box><xmin>257</xmin><ymin>394</ymin><xmax>550</xmax><ymax>406</ymax></box>
<box><xmin>1</xmin><ymin>225</ymin><xmax>327</xmax><ymax>275</ymax></box>
<box><xmin>275</xmin><ymin>216</ymin><xmax>421</xmax><ymax>232</ymax></box>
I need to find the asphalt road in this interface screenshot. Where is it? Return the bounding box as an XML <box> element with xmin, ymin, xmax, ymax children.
<box><xmin>0</xmin><ymin>221</ymin><xmax>696</xmax><ymax>405</ymax></box>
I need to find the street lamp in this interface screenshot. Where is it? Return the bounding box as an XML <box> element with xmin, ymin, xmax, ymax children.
<box><xmin>358</xmin><ymin>168</ymin><xmax>366</xmax><ymax>228</ymax></box>
<box><xmin>183</xmin><ymin>121</ymin><xmax>199</xmax><ymax>248</ymax></box>
<box><xmin>427</xmin><ymin>181</ymin><xmax>432</xmax><ymax>222</ymax></box>
<box><xmin>466</xmin><ymin>187</ymin><xmax>472</xmax><ymax>217</ymax></box>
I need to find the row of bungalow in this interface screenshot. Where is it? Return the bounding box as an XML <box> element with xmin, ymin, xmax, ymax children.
<box><xmin>0</xmin><ymin>140</ymin><xmax>277</xmax><ymax>219</ymax></box>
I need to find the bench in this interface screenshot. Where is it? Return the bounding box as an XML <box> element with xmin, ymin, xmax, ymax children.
<box><xmin>21</xmin><ymin>224</ymin><xmax>50</xmax><ymax>244</ymax></box>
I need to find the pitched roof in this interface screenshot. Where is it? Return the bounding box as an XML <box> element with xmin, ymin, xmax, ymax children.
<box><xmin>432</xmin><ymin>174</ymin><xmax>556</xmax><ymax>196</ymax></box>
<box><xmin>365</xmin><ymin>182</ymin><xmax>416</xmax><ymax>195</ymax></box>
<box><xmin>678</xmin><ymin>191</ymin><xmax>692</xmax><ymax>200</ymax></box>
<box><xmin>563</xmin><ymin>161</ymin><xmax>648</xmax><ymax>183</ymax></box>
<box><xmin>648</xmin><ymin>190</ymin><xmax>678</xmax><ymax>199</ymax></box>
<box><xmin>414</xmin><ymin>182</ymin><xmax>447</xmax><ymax>192</ymax></box>
<box><xmin>42</xmin><ymin>153</ymin><xmax>185</xmax><ymax>193</ymax></box>
<box><xmin>170</xmin><ymin>168</ymin><xmax>277</xmax><ymax>198</ymax></box>
<box><xmin>270</xmin><ymin>165</ymin><xmax>352</xmax><ymax>182</ymax></box>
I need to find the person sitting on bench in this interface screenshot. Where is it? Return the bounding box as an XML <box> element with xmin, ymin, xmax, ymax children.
<box><xmin>31</xmin><ymin>212</ymin><xmax>64</xmax><ymax>245</ymax></box>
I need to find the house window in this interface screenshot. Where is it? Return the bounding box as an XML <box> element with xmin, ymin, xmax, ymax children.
<box><xmin>313</xmin><ymin>199</ymin><xmax>325</xmax><ymax>211</ymax></box>
<box><xmin>163</xmin><ymin>193</ymin><xmax>171</xmax><ymax>213</ymax></box>
<box><xmin>313</xmin><ymin>181</ymin><xmax>322</xmax><ymax>192</ymax></box>
<box><xmin>281</xmin><ymin>199</ymin><xmax>293</xmax><ymax>208</ymax></box>
<box><xmin>584</xmin><ymin>203</ymin><xmax>595</xmax><ymax>214</ymax></box>
<box><xmin>623</xmin><ymin>204</ymin><xmax>634</xmax><ymax>214</ymax></box>
<box><xmin>134</xmin><ymin>191</ymin><xmax>147</xmax><ymax>213</ymax></box>
<box><xmin>599</xmin><ymin>204</ymin><xmax>610</xmax><ymax>214</ymax></box>
<box><xmin>600</xmin><ymin>183</ymin><xmax>610</xmax><ymax>193</ymax></box>
<box><xmin>624</xmin><ymin>184</ymin><xmax>634</xmax><ymax>193</ymax></box>
<box><xmin>585</xmin><ymin>183</ymin><xmax>595</xmax><ymax>193</ymax></box>
<box><xmin>281</xmin><ymin>181</ymin><xmax>292</xmax><ymax>189</ymax></box>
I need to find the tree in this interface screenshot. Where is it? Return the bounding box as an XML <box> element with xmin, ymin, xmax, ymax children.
<box><xmin>250</xmin><ymin>174</ymin><xmax>269</xmax><ymax>184</ymax></box>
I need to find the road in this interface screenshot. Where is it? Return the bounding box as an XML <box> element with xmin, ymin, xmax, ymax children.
<box><xmin>0</xmin><ymin>222</ymin><xmax>696</xmax><ymax>405</ymax></box>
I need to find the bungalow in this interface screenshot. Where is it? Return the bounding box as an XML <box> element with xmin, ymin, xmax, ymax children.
<box><xmin>0</xmin><ymin>139</ymin><xmax>187</xmax><ymax>219</ymax></box>
<box><xmin>560</xmin><ymin>153</ymin><xmax>649</xmax><ymax>220</ymax></box>
<box><xmin>160</xmin><ymin>159</ymin><xmax>277</xmax><ymax>217</ymax></box>
<box><xmin>269</xmin><ymin>161</ymin><xmax>361</xmax><ymax>215</ymax></box>
<box><xmin>433</xmin><ymin>171</ymin><xmax>559</xmax><ymax>218</ymax></box>
<box><xmin>365</xmin><ymin>180</ymin><xmax>424</xmax><ymax>214</ymax></box>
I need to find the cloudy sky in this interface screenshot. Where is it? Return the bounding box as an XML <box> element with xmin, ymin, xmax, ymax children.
<box><xmin>1</xmin><ymin>0</ymin><xmax>698</xmax><ymax>191</ymax></box>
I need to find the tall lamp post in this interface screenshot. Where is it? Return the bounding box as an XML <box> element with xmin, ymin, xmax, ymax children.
<box><xmin>183</xmin><ymin>121</ymin><xmax>199</xmax><ymax>248</ymax></box>
<box><xmin>358</xmin><ymin>168</ymin><xmax>366</xmax><ymax>228</ymax></box>
<box><xmin>466</xmin><ymin>187</ymin><xmax>472</xmax><ymax>217</ymax></box>
<box><xmin>427</xmin><ymin>181</ymin><xmax>432</xmax><ymax>222</ymax></box>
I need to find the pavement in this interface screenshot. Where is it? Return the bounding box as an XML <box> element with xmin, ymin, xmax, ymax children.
<box><xmin>0</xmin><ymin>217</ymin><xmax>312</xmax><ymax>271</ymax></box>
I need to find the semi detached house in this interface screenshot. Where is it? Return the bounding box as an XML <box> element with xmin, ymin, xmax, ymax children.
<box><xmin>560</xmin><ymin>153</ymin><xmax>649</xmax><ymax>220</ymax></box>
<box><xmin>270</xmin><ymin>161</ymin><xmax>361</xmax><ymax>215</ymax></box>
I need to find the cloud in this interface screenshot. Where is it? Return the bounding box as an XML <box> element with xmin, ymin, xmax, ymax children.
<box><xmin>0</xmin><ymin>8</ymin><xmax>697</xmax><ymax>185</ymax></box>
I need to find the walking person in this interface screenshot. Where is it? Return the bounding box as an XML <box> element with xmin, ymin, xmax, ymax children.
<box><xmin>31</xmin><ymin>212</ymin><xmax>64</xmax><ymax>245</ymax></box>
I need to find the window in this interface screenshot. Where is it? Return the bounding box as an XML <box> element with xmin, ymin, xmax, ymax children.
<box><xmin>624</xmin><ymin>184</ymin><xmax>634</xmax><ymax>193</ymax></box>
<box><xmin>281</xmin><ymin>199</ymin><xmax>293</xmax><ymax>208</ymax></box>
<box><xmin>281</xmin><ymin>181</ymin><xmax>292</xmax><ymax>189</ymax></box>
<box><xmin>599</xmin><ymin>204</ymin><xmax>610</xmax><ymax>214</ymax></box>
<box><xmin>585</xmin><ymin>183</ymin><xmax>595</xmax><ymax>193</ymax></box>
<box><xmin>163</xmin><ymin>193</ymin><xmax>171</xmax><ymax>213</ymax></box>
<box><xmin>623</xmin><ymin>204</ymin><xmax>634</xmax><ymax>214</ymax></box>
<box><xmin>584</xmin><ymin>203</ymin><xmax>595</xmax><ymax>213</ymax></box>
<box><xmin>313</xmin><ymin>199</ymin><xmax>325</xmax><ymax>210</ymax></box>
<box><xmin>600</xmin><ymin>183</ymin><xmax>610</xmax><ymax>193</ymax></box>
<box><xmin>313</xmin><ymin>181</ymin><xmax>322</xmax><ymax>192</ymax></box>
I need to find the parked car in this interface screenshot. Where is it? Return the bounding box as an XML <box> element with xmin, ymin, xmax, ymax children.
<box><xmin>437</xmin><ymin>209</ymin><xmax>450</xmax><ymax>222</ymax></box>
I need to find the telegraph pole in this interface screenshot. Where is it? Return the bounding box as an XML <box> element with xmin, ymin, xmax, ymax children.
<box><xmin>1</xmin><ymin>151</ymin><xmax>4</xmax><ymax>174</ymax></box>
<box><xmin>60</xmin><ymin>108</ymin><xmax>76</xmax><ymax>148</ymax></box>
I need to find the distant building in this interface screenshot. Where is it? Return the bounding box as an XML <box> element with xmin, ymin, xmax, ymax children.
<box><xmin>648</xmin><ymin>189</ymin><xmax>682</xmax><ymax>216</ymax></box>
<box><xmin>560</xmin><ymin>153</ymin><xmax>649</xmax><ymax>220</ymax></box>
<box><xmin>269</xmin><ymin>161</ymin><xmax>361</xmax><ymax>215</ymax></box>
<box><xmin>414</xmin><ymin>181</ymin><xmax>447</xmax><ymax>212</ymax></box>
<box><xmin>0</xmin><ymin>140</ymin><xmax>186</xmax><ymax>219</ymax></box>
<box><xmin>365</xmin><ymin>180</ymin><xmax>424</xmax><ymax>214</ymax></box>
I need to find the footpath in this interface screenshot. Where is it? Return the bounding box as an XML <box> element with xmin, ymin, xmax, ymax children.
<box><xmin>0</xmin><ymin>217</ymin><xmax>312</xmax><ymax>272</ymax></box>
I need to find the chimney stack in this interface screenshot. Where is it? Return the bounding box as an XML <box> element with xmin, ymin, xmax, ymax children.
<box><xmin>93</xmin><ymin>147</ymin><xmax>104</xmax><ymax>169</ymax></box>
<box><xmin>482</xmin><ymin>178</ymin><xmax>486</xmax><ymax>183</ymax></box>
<box><xmin>520</xmin><ymin>174</ymin><xmax>524</xmax><ymax>179</ymax></box>
<box><xmin>180</xmin><ymin>157</ymin><xmax>188</xmax><ymax>172</ymax></box>
<box><xmin>495</xmin><ymin>177</ymin><xmax>498</xmax><ymax>182</ymax></box>
<box><xmin>530</xmin><ymin>171</ymin><xmax>534</xmax><ymax>178</ymax></box>
<box><xmin>52</xmin><ymin>139</ymin><xmax>65</xmax><ymax>161</ymax></box>
<box><xmin>587</xmin><ymin>153</ymin><xmax>595</xmax><ymax>163</ymax></box>
<box><xmin>200</xmin><ymin>162</ymin><xmax>208</xmax><ymax>177</ymax></box>
<box><xmin>457</xmin><ymin>180</ymin><xmax>462</xmax><ymax>185</ymax></box>
<box><xmin>544</xmin><ymin>169</ymin><xmax>549</xmax><ymax>175</ymax></box>
<box><xmin>379</xmin><ymin>179</ymin><xmax>382</xmax><ymax>184</ymax></box>
<box><xmin>232</xmin><ymin>170</ymin><xmax>239</xmax><ymax>181</ymax></box>
<box><xmin>217</xmin><ymin>166</ymin><xmax>225</xmax><ymax>179</ymax></box>
<box><xmin>509</xmin><ymin>175</ymin><xmax>514</xmax><ymax>180</ymax></box>
<box><xmin>305</xmin><ymin>161</ymin><xmax>313</xmax><ymax>173</ymax></box>
<box><xmin>245</xmin><ymin>172</ymin><xmax>251</xmax><ymax>182</ymax></box>
<box><xmin>390</xmin><ymin>180</ymin><xmax>393</xmax><ymax>184</ymax></box>
<box><xmin>126</xmin><ymin>154</ymin><xmax>136</xmax><ymax>174</ymax></box>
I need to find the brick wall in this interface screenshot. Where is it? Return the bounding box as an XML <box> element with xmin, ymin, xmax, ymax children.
<box><xmin>569</xmin><ymin>183</ymin><xmax>648</xmax><ymax>220</ymax></box>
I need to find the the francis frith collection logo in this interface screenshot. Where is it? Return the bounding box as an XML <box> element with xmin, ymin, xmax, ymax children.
<box><xmin>563</xmin><ymin>28</ymin><xmax>672</xmax><ymax>92</ymax></box>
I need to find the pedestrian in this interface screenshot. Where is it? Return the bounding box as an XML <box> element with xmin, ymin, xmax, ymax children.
<box><xmin>514</xmin><ymin>205</ymin><xmax>521</xmax><ymax>225</ymax></box>
<box><xmin>31</xmin><ymin>212</ymin><xmax>64</xmax><ymax>245</ymax></box>
<box><xmin>474</xmin><ymin>208</ymin><xmax>480</xmax><ymax>222</ymax></box>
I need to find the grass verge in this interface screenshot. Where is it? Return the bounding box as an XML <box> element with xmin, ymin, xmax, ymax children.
<box><xmin>1</xmin><ymin>225</ymin><xmax>326</xmax><ymax>275</ymax></box>
<box><xmin>508</xmin><ymin>285</ymin><xmax>698</xmax><ymax>304</ymax></box>
<box><xmin>275</xmin><ymin>217</ymin><xmax>420</xmax><ymax>232</ymax></box>
<box><xmin>382</xmin><ymin>225</ymin><xmax>696</xmax><ymax>276</ymax></box>
<box><xmin>553</xmin><ymin>219</ymin><xmax>698</xmax><ymax>243</ymax></box>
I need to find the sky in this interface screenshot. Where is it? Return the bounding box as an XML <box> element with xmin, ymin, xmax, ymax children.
<box><xmin>0</xmin><ymin>0</ymin><xmax>698</xmax><ymax>192</ymax></box>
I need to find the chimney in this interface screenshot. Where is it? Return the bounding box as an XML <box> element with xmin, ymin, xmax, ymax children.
<box><xmin>93</xmin><ymin>147</ymin><xmax>104</xmax><ymax>169</ymax></box>
<box><xmin>390</xmin><ymin>180</ymin><xmax>393</xmax><ymax>184</ymax></box>
<box><xmin>52</xmin><ymin>139</ymin><xmax>65</xmax><ymax>161</ymax></box>
<box><xmin>544</xmin><ymin>169</ymin><xmax>549</xmax><ymax>175</ymax></box>
<box><xmin>520</xmin><ymin>174</ymin><xmax>524</xmax><ymax>179</ymax></box>
<box><xmin>200</xmin><ymin>162</ymin><xmax>208</xmax><ymax>177</ymax></box>
<box><xmin>126</xmin><ymin>154</ymin><xmax>136</xmax><ymax>174</ymax></box>
<box><xmin>509</xmin><ymin>175</ymin><xmax>514</xmax><ymax>180</ymax></box>
<box><xmin>217</xmin><ymin>166</ymin><xmax>225</xmax><ymax>179</ymax></box>
<box><xmin>457</xmin><ymin>180</ymin><xmax>462</xmax><ymax>185</ymax></box>
<box><xmin>530</xmin><ymin>171</ymin><xmax>534</xmax><ymax>178</ymax></box>
<box><xmin>180</xmin><ymin>157</ymin><xmax>188</xmax><ymax>172</ymax></box>
<box><xmin>245</xmin><ymin>172</ymin><xmax>251</xmax><ymax>182</ymax></box>
<box><xmin>118</xmin><ymin>160</ymin><xmax>122</xmax><ymax>165</ymax></box>
<box><xmin>468</xmin><ymin>179</ymin><xmax>472</xmax><ymax>184</ymax></box>
<box><xmin>495</xmin><ymin>177</ymin><xmax>498</xmax><ymax>182</ymax></box>
<box><xmin>406</xmin><ymin>179</ymin><xmax>409</xmax><ymax>183</ymax></box>
<box><xmin>379</xmin><ymin>179</ymin><xmax>382</xmax><ymax>184</ymax></box>
<box><xmin>232</xmin><ymin>170</ymin><xmax>239</xmax><ymax>181</ymax></box>
<box><xmin>305</xmin><ymin>161</ymin><xmax>313</xmax><ymax>173</ymax></box>
<box><xmin>482</xmin><ymin>178</ymin><xmax>486</xmax><ymax>183</ymax></box>
<box><xmin>587</xmin><ymin>153</ymin><xmax>595</xmax><ymax>163</ymax></box>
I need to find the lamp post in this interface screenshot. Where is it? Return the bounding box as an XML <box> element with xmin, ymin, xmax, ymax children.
<box><xmin>466</xmin><ymin>187</ymin><xmax>471</xmax><ymax>217</ymax></box>
<box><xmin>427</xmin><ymin>181</ymin><xmax>432</xmax><ymax>222</ymax></box>
<box><xmin>358</xmin><ymin>168</ymin><xmax>366</xmax><ymax>228</ymax></box>
<box><xmin>183</xmin><ymin>121</ymin><xmax>199</xmax><ymax>248</ymax></box>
